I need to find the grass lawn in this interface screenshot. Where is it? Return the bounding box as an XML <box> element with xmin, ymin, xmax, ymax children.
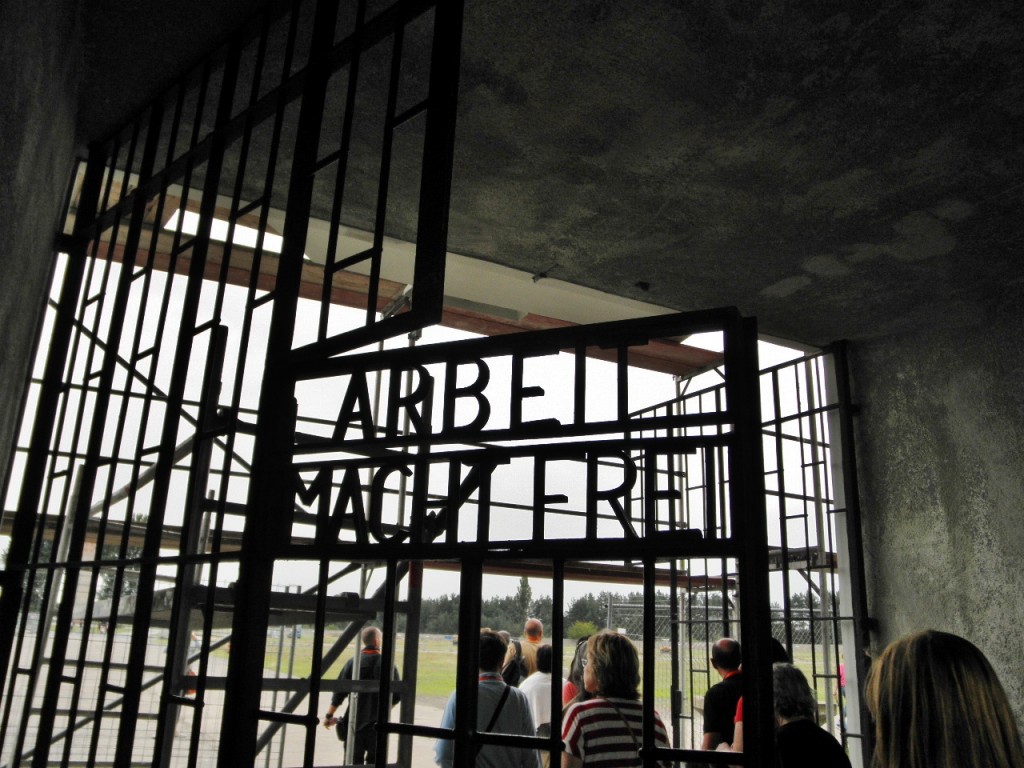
<box><xmin>263</xmin><ymin>633</ymin><xmax>680</xmax><ymax>701</ymax></box>
<box><xmin>259</xmin><ymin>632</ymin><xmax>839</xmax><ymax>717</ymax></box>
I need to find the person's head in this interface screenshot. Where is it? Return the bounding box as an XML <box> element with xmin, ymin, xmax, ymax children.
<box><xmin>711</xmin><ymin>637</ymin><xmax>741</xmax><ymax>674</ymax></box>
<box><xmin>361</xmin><ymin>626</ymin><xmax>382</xmax><ymax>649</ymax></box>
<box><xmin>536</xmin><ymin>643</ymin><xmax>553</xmax><ymax>674</ymax></box>
<box><xmin>865</xmin><ymin>630</ymin><xmax>1024</xmax><ymax>768</ymax></box>
<box><xmin>479</xmin><ymin>629</ymin><xmax>508</xmax><ymax>673</ymax></box>
<box><xmin>772</xmin><ymin>663</ymin><xmax>817</xmax><ymax>724</ymax></box>
<box><xmin>497</xmin><ymin>630</ymin><xmax>512</xmax><ymax>644</ymax></box>
<box><xmin>569</xmin><ymin>636</ymin><xmax>590</xmax><ymax>686</ymax></box>
<box><xmin>584</xmin><ymin>630</ymin><xmax>640</xmax><ymax>700</ymax></box>
<box><xmin>524</xmin><ymin>618</ymin><xmax>543</xmax><ymax>641</ymax></box>
<box><xmin>770</xmin><ymin>637</ymin><xmax>790</xmax><ymax>663</ymax></box>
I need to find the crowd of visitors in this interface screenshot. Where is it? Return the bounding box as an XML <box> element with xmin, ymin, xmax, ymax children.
<box><xmin>327</xmin><ymin>622</ymin><xmax>1022</xmax><ymax>768</ymax></box>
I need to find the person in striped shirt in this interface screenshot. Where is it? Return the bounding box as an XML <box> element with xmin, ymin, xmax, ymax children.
<box><xmin>561</xmin><ymin>631</ymin><xmax>671</xmax><ymax>767</ymax></box>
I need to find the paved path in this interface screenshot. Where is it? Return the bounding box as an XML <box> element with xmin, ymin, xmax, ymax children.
<box><xmin>306</xmin><ymin>701</ymin><xmax>446</xmax><ymax>767</ymax></box>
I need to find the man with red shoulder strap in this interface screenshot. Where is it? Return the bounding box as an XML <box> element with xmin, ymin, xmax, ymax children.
<box><xmin>434</xmin><ymin>629</ymin><xmax>539</xmax><ymax>768</ymax></box>
<box><xmin>701</xmin><ymin>637</ymin><xmax>742</xmax><ymax>750</ymax></box>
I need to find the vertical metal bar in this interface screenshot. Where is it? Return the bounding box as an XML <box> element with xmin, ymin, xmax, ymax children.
<box><xmin>219</xmin><ymin>0</ymin><xmax>340</xmax><ymax>757</ymax></box>
<box><xmin>453</xmin><ymin>558</ymin><xmax>483</xmax><ymax>767</ymax></box>
<box><xmin>31</xmin><ymin>470</ymin><xmax>82</xmax><ymax>693</ymax></box>
<box><xmin>725</xmin><ymin>315</ymin><xmax>772</xmax><ymax>768</ymax></box>
<box><xmin>824</xmin><ymin>341</ymin><xmax>872</xmax><ymax>764</ymax></box>
<box><xmin>642</xmin><ymin>558</ymin><xmax>656</xmax><ymax>766</ymax></box>
<box><xmin>409</xmin><ymin>0</ymin><xmax>464</xmax><ymax>322</ymax></box>
<box><xmin>703</xmin><ymin>448</ymin><xmax>717</xmax><ymax>539</ymax></box>
<box><xmin>510</xmin><ymin>354</ymin><xmax>526</xmax><ymax>429</ymax></box>
<box><xmin>669</xmin><ymin>561</ymin><xmax>681</xmax><ymax>748</ymax></box>
<box><xmin>773</xmin><ymin>367</ymin><xmax>795</xmax><ymax>654</ymax></box>
<box><xmin>0</xmin><ymin>150</ymin><xmax>105</xmax><ymax>702</ymax></box>
<box><xmin>616</xmin><ymin>347</ymin><xmax>629</xmax><ymax>422</ymax></box>
<box><xmin>303</xmin><ymin>558</ymin><xmax>332</xmax><ymax>765</ymax></box>
<box><xmin>573</xmin><ymin>342</ymin><xmax>586</xmax><ymax>425</ymax></box>
<box><xmin>204</xmin><ymin>30</ymin><xmax>295</xmax><ymax>678</ymax></box>
<box><xmin>398</xmin><ymin>561</ymin><xmax>424</xmax><ymax>767</ymax></box>
<box><xmin>110</xmin><ymin>35</ymin><xmax>241</xmax><ymax>767</ymax></box>
<box><xmin>550</xmin><ymin>559</ymin><xmax>564</xmax><ymax>765</ymax></box>
<box><xmin>375</xmin><ymin>559</ymin><xmax>400</xmax><ymax>763</ymax></box>
<box><xmin>803</xmin><ymin>358</ymin><xmax>838</xmax><ymax>732</ymax></box>
<box><xmin>319</xmin><ymin>0</ymin><xmax>368</xmax><ymax>342</ymax></box>
<box><xmin>85</xmin><ymin>121</ymin><xmax>162</xmax><ymax>768</ymax></box>
<box><xmin>365</xmin><ymin>11</ymin><xmax>406</xmax><ymax>326</ymax></box>
<box><xmin>283</xmin><ymin>598</ymin><xmax>299</xmax><ymax>768</ymax></box>
<box><xmin>155</xmin><ymin>325</ymin><xmax>228</xmax><ymax>765</ymax></box>
<box><xmin>813</xmin><ymin>354</ymin><xmax>849</xmax><ymax>744</ymax></box>
<box><xmin>30</xmin><ymin>101</ymin><xmax>165</xmax><ymax>768</ymax></box>
<box><xmin>80</xmin><ymin>125</ymin><xmax>175</xmax><ymax>768</ymax></box>
<box><xmin>8</xmin><ymin>466</ymin><xmax>85</xmax><ymax>768</ymax></box>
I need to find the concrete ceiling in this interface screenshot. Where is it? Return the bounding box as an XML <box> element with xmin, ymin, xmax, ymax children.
<box><xmin>79</xmin><ymin>0</ymin><xmax>1024</xmax><ymax>348</ymax></box>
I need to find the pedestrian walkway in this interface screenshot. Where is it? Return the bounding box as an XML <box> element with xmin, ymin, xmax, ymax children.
<box><xmin>306</xmin><ymin>701</ymin><xmax>446</xmax><ymax>767</ymax></box>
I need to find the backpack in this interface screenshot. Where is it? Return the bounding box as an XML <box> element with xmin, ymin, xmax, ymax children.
<box><xmin>501</xmin><ymin>639</ymin><xmax>528</xmax><ymax>687</ymax></box>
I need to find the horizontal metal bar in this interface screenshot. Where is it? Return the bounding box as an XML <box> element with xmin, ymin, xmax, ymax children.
<box><xmin>173</xmin><ymin>236</ymin><xmax>197</xmax><ymax>254</ymax></box>
<box><xmin>255</xmin><ymin>709</ymin><xmax>314</xmax><ymax>726</ymax></box>
<box><xmin>385</xmin><ymin>721</ymin><xmax>449</xmax><ymax>740</ymax></box>
<box><xmin>294</xmin><ymin>432</ymin><xmax>715</xmax><ymax>468</ymax></box>
<box><xmin>275</xmin><ymin>532</ymin><xmax>740</xmax><ymax>563</ymax></box>
<box><xmin>292</xmin><ymin>307</ymin><xmax>740</xmax><ymax>373</ymax></box>
<box><xmin>164</xmin><ymin>694</ymin><xmax>200</xmax><ymax>707</ymax></box>
<box><xmin>194</xmin><ymin>318</ymin><xmax>220</xmax><ymax>336</ymax></box>
<box><xmin>311</xmin><ymin>148</ymin><xmax>344</xmax><ymax>175</ymax></box>
<box><xmin>236</xmin><ymin>196</ymin><xmax>267</xmax><ymax>218</ymax></box>
<box><xmin>252</xmin><ymin>290</ymin><xmax>275</xmax><ymax>308</ymax></box>
<box><xmin>392</xmin><ymin>98</ymin><xmax>428</xmax><ymax>128</ymax></box>
<box><xmin>331</xmin><ymin>246</ymin><xmax>378</xmax><ymax>273</ymax></box>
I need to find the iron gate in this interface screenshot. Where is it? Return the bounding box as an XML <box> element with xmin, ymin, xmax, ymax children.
<box><xmin>0</xmin><ymin>0</ymin><xmax>843</xmax><ymax>766</ymax></box>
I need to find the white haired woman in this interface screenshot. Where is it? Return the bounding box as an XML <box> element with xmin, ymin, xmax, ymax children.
<box><xmin>772</xmin><ymin>663</ymin><xmax>850</xmax><ymax>768</ymax></box>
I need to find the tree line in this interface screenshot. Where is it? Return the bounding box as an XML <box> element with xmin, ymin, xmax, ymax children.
<box><xmin>410</xmin><ymin>580</ymin><xmax>840</xmax><ymax>643</ymax></box>
<box><xmin>410</xmin><ymin>578</ymin><xmax>669</xmax><ymax>637</ymax></box>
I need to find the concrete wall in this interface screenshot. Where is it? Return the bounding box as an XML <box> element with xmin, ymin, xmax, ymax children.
<box><xmin>853</xmin><ymin>293</ymin><xmax>1024</xmax><ymax>728</ymax></box>
<box><xmin>0</xmin><ymin>0</ymin><xmax>81</xmax><ymax>499</ymax></box>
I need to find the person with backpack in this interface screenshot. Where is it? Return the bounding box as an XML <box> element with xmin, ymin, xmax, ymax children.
<box><xmin>501</xmin><ymin>631</ymin><xmax>528</xmax><ymax>686</ymax></box>
<box><xmin>434</xmin><ymin>629</ymin><xmax>540</xmax><ymax>768</ymax></box>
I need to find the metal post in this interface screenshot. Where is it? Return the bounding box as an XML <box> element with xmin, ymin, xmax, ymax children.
<box><xmin>824</xmin><ymin>342</ymin><xmax>871</xmax><ymax>765</ymax></box>
<box><xmin>452</xmin><ymin>559</ymin><xmax>483</xmax><ymax>767</ymax></box>
<box><xmin>726</xmin><ymin>315</ymin><xmax>773</xmax><ymax>768</ymax></box>
<box><xmin>0</xmin><ymin>151</ymin><xmax>105</xmax><ymax>704</ymax></box>
<box><xmin>217</xmin><ymin>0</ymin><xmax>340</xmax><ymax>762</ymax></box>
<box><xmin>156</xmin><ymin>324</ymin><xmax>227</xmax><ymax>766</ymax></box>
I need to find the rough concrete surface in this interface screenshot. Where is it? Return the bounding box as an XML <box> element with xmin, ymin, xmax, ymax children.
<box><xmin>0</xmin><ymin>0</ymin><xmax>82</xmax><ymax>498</ymax></box>
<box><xmin>853</xmin><ymin>296</ymin><xmax>1024</xmax><ymax>730</ymax></box>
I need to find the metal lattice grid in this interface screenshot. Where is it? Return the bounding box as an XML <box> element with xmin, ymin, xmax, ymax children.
<box><xmin>626</xmin><ymin>346</ymin><xmax>870</xmax><ymax>766</ymax></box>
<box><xmin>0</xmin><ymin>0</ymin><xmax>868</xmax><ymax>766</ymax></box>
<box><xmin>0</xmin><ymin>0</ymin><xmax>462</xmax><ymax>765</ymax></box>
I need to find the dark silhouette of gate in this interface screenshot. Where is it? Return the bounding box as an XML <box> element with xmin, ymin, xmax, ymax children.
<box><xmin>0</xmin><ymin>1</ymin><xmax>799</xmax><ymax>765</ymax></box>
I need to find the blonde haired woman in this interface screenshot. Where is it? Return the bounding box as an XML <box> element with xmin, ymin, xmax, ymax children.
<box><xmin>561</xmin><ymin>630</ymin><xmax>671</xmax><ymax>767</ymax></box>
<box><xmin>865</xmin><ymin>630</ymin><xmax>1024</xmax><ymax>768</ymax></box>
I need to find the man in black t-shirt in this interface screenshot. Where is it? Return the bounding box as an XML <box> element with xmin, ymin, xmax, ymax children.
<box><xmin>323</xmin><ymin>626</ymin><xmax>401</xmax><ymax>764</ymax></box>
<box><xmin>701</xmin><ymin>638</ymin><xmax>743</xmax><ymax>750</ymax></box>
